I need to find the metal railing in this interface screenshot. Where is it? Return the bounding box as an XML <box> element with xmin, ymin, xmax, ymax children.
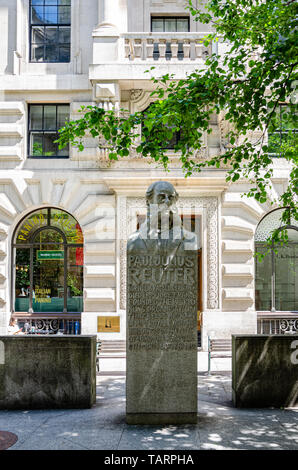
<box><xmin>121</xmin><ymin>33</ymin><xmax>211</xmax><ymax>62</ymax></box>
<box><xmin>257</xmin><ymin>314</ymin><xmax>298</xmax><ymax>335</ymax></box>
<box><xmin>12</xmin><ymin>314</ymin><xmax>81</xmax><ymax>335</ymax></box>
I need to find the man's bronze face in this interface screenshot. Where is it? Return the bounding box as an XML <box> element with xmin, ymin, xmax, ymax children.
<box><xmin>149</xmin><ymin>182</ymin><xmax>178</xmax><ymax>215</ymax></box>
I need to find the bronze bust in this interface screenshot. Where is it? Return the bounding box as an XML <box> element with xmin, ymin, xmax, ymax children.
<box><xmin>127</xmin><ymin>181</ymin><xmax>197</xmax><ymax>259</ymax></box>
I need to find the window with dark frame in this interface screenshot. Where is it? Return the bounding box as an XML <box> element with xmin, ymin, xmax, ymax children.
<box><xmin>28</xmin><ymin>104</ymin><xmax>69</xmax><ymax>158</ymax></box>
<box><xmin>151</xmin><ymin>17</ymin><xmax>190</xmax><ymax>32</ymax></box>
<box><xmin>267</xmin><ymin>104</ymin><xmax>297</xmax><ymax>157</ymax></box>
<box><xmin>142</xmin><ymin>105</ymin><xmax>181</xmax><ymax>150</ymax></box>
<box><xmin>151</xmin><ymin>16</ymin><xmax>190</xmax><ymax>60</ymax></box>
<box><xmin>30</xmin><ymin>0</ymin><xmax>71</xmax><ymax>63</ymax></box>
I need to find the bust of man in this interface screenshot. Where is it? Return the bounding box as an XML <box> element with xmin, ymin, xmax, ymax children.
<box><xmin>127</xmin><ymin>181</ymin><xmax>197</xmax><ymax>257</ymax></box>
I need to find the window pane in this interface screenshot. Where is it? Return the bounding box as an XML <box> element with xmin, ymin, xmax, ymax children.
<box><xmin>268</xmin><ymin>132</ymin><xmax>280</xmax><ymax>154</ymax></box>
<box><xmin>32</xmin><ymin>26</ymin><xmax>45</xmax><ymax>44</ymax></box>
<box><xmin>57</xmin><ymin>105</ymin><xmax>69</xmax><ymax>128</ymax></box>
<box><xmin>275</xmin><ymin>243</ymin><xmax>298</xmax><ymax>311</ymax></box>
<box><xmin>177</xmin><ymin>19</ymin><xmax>189</xmax><ymax>32</ymax></box>
<box><xmin>165</xmin><ymin>19</ymin><xmax>177</xmax><ymax>32</ymax></box>
<box><xmin>59</xmin><ymin>45</ymin><xmax>70</xmax><ymax>62</ymax></box>
<box><xmin>50</xmin><ymin>209</ymin><xmax>82</xmax><ymax>243</ymax></box>
<box><xmin>44</xmin><ymin>6</ymin><xmax>58</xmax><ymax>24</ymax></box>
<box><xmin>67</xmin><ymin>247</ymin><xmax>83</xmax><ymax>312</ymax></box>
<box><xmin>288</xmin><ymin>229</ymin><xmax>298</xmax><ymax>242</ymax></box>
<box><xmin>34</xmin><ymin>229</ymin><xmax>64</xmax><ymax>244</ymax></box>
<box><xmin>57</xmin><ymin>144</ymin><xmax>69</xmax><ymax>157</ymax></box>
<box><xmin>58</xmin><ymin>6</ymin><xmax>71</xmax><ymax>23</ymax></box>
<box><xmin>152</xmin><ymin>19</ymin><xmax>164</xmax><ymax>32</ymax></box>
<box><xmin>255</xmin><ymin>244</ymin><xmax>272</xmax><ymax>311</ymax></box>
<box><xmin>15</xmin><ymin>209</ymin><xmax>48</xmax><ymax>244</ymax></box>
<box><xmin>33</xmin><ymin>245</ymin><xmax>65</xmax><ymax>313</ymax></box>
<box><xmin>31</xmin><ymin>6</ymin><xmax>45</xmax><ymax>24</ymax></box>
<box><xmin>45</xmin><ymin>26</ymin><xmax>58</xmax><ymax>43</ymax></box>
<box><xmin>58</xmin><ymin>26</ymin><xmax>70</xmax><ymax>44</ymax></box>
<box><xmin>44</xmin><ymin>106</ymin><xmax>57</xmax><ymax>129</ymax></box>
<box><xmin>30</xmin><ymin>106</ymin><xmax>43</xmax><ymax>130</ymax></box>
<box><xmin>44</xmin><ymin>45</ymin><xmax>59</xmax><ymax>61</ymax></box>
<box><xmin>30</xmin><ymin>132</ymin><xmax>44</xmax><ymax>156</ymax></box>
<box><xmin>15</xmin><ymin>248</ymin><xmax>30</xmax><ymax>312</ymax></box>
<box><xmin>32</xmin><ymin>0</ymin><xmax>44</xmax><ymax>5</ymax></box>
<box><xmin>45</xmin><ymin>0</ymin><xmax>59</xmax><ymax>5</ymax></box>
<box><xmin>44</xmin><ymin>132</ymin><xmax>57</xmax><ymax>155</ymax></box>
<box><xmin>31</xmin><ymin>44</ymin><xmax>45</xmax><ymax>61</ymax></box>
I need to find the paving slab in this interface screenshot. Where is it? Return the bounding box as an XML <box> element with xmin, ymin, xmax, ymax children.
<box><xmin>0</xmin><ymin>356</ymin><xmax>296</xmax><ymax>450</ymax></box>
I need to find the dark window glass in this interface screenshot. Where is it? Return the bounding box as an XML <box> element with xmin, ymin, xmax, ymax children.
<box><xmin>28</xmin><ymin>104</ymin><xmax>69</xmax><ymax>158</ymax></box>
<box><xmin>142</xmin><ymin>105</ymin><xmax>181</xmax><ymax>150</ymax></box>
<box><xmin>268</xmin><ymin>105</ymin><xmax>297</xmax><ymax>157</ymax></box>
<box><xmin>30</xmin><ymin>0</ymin><xmax>71</xmax><ymax>63</ymax></box>
<box><xmin>151</xmin><ymin>17</ymin><xmax>190</xmax><ymax>32</ymax></box>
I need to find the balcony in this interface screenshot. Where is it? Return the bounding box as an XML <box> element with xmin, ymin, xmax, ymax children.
<box><xmin>90</xmin><ymin>32</ymin><xmax>212</xmax><ymax>82</ymax></box>
<box><xmin>122</xmin><ymin>33</ymin><xmax>211</xmax><ymax>62</ymax></box>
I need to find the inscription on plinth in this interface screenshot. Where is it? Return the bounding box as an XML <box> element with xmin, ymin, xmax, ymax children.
<box><xmin>126</xmin><ymin>252</ymin><xmax>198</xmax><ymax>424</ymax></box>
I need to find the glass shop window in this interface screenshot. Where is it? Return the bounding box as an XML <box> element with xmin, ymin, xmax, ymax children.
<box><xmin>13</xmin><ymin>207</ymin><xmax>83</xmax><ymax>314</ymax></box>
<box><xmin>255</xmin><ymin>208</ymin><xmax>298</xmax><ymax>312</ymax></box>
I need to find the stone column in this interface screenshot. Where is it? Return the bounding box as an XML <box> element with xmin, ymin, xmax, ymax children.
<box><xmin>95</xmin><ymin>0</ymin><xmax>119</xmax><ymax>33</ymax></box>
<box><xmin>93</xmin><ymin>0</ymin><xmax>120</xmax><ymax>63</ymax></box>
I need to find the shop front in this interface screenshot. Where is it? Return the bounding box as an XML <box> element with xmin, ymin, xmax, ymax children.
<box><xmin>12</xmin><ymin>207</ymin><xmax>84</xmax><ymax>334</ymax></box>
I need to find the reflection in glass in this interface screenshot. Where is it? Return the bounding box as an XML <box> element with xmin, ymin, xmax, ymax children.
<box><xmin>44</xmin><ymin>6</ymin><xmax>58</xmax><ymax>24</ymax></box>
<box><xmin>15</xmin><ymin>248</ymin><xmax>30</xmax><ymax>312</ymax></box>
<box><xmin>275</xmin><ymin>233</ymin><xmax>298</xmax><ymax>311</ymax></box>
<box><xmin>33</xmin><ymin>245</ymin><xmax>65</xmax><ymax>313</ymax></box>
<box><xmin>30</xmin><ymin>105</ymin><xmax>43</xmax><ymax>130</ymax></box>
<box><xmin>30</xmin><ymin>1</ymin><xmax>71</xmax><ymax>62</ymax></box>
<box><xmin>67</xmin><ymin>247</ymin><xmax>83</xmax><ymax>312</ymax></box>
<box><xmin>57</xmin><ymin>105</ymin><xmax>69</xmax><ymax>128</ymax></box>
<box><xmin>32</xmin><ymin>26</ymin><xmax>45</xmax><ymax>43</ymax></box>
<box><xmin>58</xmin><ymin>6</ymin><xmax>71</xmax><ymax>24</ymax></box>
<box><xmin>255</xmin><ymin>244</ymin><xmax>272</xmax><ymax>311</ymax></box>
<box><xmin>255</xmin><ymin>226</ymin><xmax>298</xmax><ymax>312</ymax></box>
<box><xmin>15</xmin><ymin>209</ymin><xmax>48</xmax><ymax>243</ymax></box>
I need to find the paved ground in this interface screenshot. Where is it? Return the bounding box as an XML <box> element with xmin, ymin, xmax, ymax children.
<box><xmin>0</xmin><ymin>353</ymin><xmax>297</xmax><ymax>451</ymax></box>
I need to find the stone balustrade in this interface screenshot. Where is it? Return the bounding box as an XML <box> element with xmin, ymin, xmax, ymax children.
<box><xmin>121</xmin><ymin>33</ymin><xmax>211</xmax><ymax>62</ymax></box>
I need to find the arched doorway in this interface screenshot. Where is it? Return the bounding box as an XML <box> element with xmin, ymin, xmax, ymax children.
<box><xmin>12</xmin><ymin>208</ymin><xmax>83</xmax><ymax>333</ymax></box>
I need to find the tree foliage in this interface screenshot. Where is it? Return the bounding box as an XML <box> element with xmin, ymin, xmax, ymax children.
<box><xmin>57</xmin><ymin>0</ymin><xmax>298</xmax><ymax>244</ymax></box>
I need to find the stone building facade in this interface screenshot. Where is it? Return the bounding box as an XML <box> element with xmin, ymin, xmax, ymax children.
<box><xmin>0</xmin><ymin>0</ymin><xmax>297</xmax><ymax>349</ymax></box>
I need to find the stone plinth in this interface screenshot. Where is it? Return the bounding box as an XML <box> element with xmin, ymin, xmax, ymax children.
<box><xmin>232</xmin><ymin>335</ymin><xmax>298</xmax><ymax>408</ymax></box>
<box><xmin>0</xmin><ymin>336</ymin><xmax>96</xmax><ymax>409</ymax></box>
<box><xmin>126</xmin><ymin>252</ymin><xmax>198</xmax><ymax>424</ymax></box>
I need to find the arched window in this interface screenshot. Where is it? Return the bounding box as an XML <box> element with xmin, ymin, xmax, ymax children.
<box><xmin>13</xmin><ymin>208</ymin><xmax>83</xmax><ymax>314</ymax></box>
<box><xmin>255</xmin><ymin>209</ymin><xmax>298</xmax><ymax>312</ymax></box>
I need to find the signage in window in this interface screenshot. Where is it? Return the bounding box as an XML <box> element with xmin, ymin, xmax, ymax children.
<box><xmin>37</xmin><ymin>250</ymin><xmax>64</xmax><ymax>260</ymax></box>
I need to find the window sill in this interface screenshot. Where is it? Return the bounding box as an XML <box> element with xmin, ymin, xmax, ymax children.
<box><xmin>28</xmin><ymin>156</ymin><xmax>69</xmax><ymax>159</ymax></box>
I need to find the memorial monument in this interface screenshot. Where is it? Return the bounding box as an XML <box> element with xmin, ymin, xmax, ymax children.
<box><xmin>126</xmin><ymin>181</ymin><xmax>198</xmax><ymax>424</ymax></box>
